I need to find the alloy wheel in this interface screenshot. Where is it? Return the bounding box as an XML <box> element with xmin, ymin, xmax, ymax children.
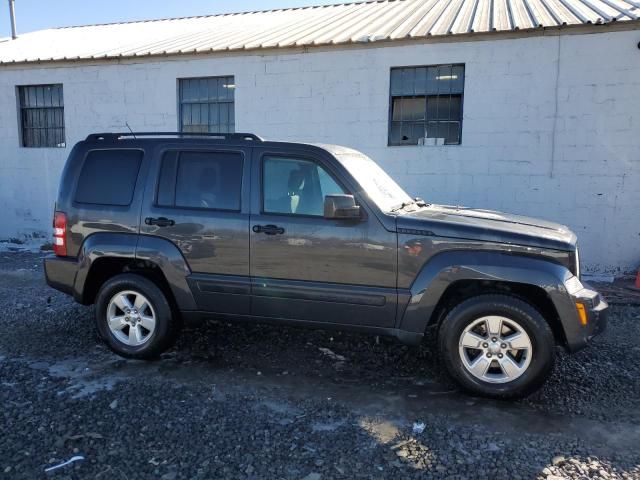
<box><xmin>458</xmin><ymin>315</ymin><xmax>533</xmax><ymax>384</ymax></box>
<box><xmin>106</xmin><ymin>290</ymin><xmax>156</xmax><ymax>346</ymax></box>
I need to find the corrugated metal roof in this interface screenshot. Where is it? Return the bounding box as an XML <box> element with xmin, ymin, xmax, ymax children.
<box><xmin>1</xmin><ymin>0</ymin><xmax>638</xmax><ymax>65</ymax></box>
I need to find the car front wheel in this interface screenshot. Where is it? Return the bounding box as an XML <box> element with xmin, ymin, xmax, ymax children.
<box><xmin>439</xmin><ymin>294</ymin><xmax>555</xmax><ymax>399</ymax></box>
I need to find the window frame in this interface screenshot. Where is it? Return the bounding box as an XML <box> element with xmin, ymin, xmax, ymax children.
<box><xmin>154</xmin><ymin>148</ymin><xmax>245</xmax><ymax>213</ymax></box>
<box><xmin>177</xmin><ymin>76</ymin><xmax>236</xmax><ymax>134</ymax></box>
<box><xmin>16</xmin><ymin>83</ymin><xmax>66</xmax><ymax>149</ymax></box>
<box><xmin>387</xmin><ymin>64</ymin><xmax>465</xmax><ymax>147</ymax></box>
<box><xmin>73</xmin><ymin>148</ymin><xmax>144</xmax><ymax>207</ymax></box>
<box><xmin>259</xmin><ymin>153</ymin><xmax>351</xmax><ymax>219</ymax></box>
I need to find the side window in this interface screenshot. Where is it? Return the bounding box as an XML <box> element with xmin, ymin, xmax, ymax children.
<box><xmin>263</xmin><ymin>156</ymin><xmax>346</xmax><ymax>216</ymax></box>
<box><xmin>157</xmin><ymin>150</ymin><xmax>242</xmax><ymax>211</ymax></box>
<box><xmin>75</xmin><ymin>150</ymin><xmax>142</xmax><ymax>206</ymax></box>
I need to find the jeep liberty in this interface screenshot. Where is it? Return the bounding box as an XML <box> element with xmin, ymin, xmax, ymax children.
<box><xmin>44</xmin><ymin>132</ymin><xmax>607</xmax><ymax>398</ymax></box>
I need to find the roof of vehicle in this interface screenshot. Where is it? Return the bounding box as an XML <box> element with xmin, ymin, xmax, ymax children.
<box><xmin>81</xmin><ymin>132</ymin><xmax>354</xmax><ymax>156</ymax></box>
<box><xmin>1</xmin><ymin>0</ymin><xmax>638</xmax><ymax>65</ymax></box>
<box><xmin>311</xmin><ymin>143</ymin><xmax>369</xmax><ymax>157</ymax></box>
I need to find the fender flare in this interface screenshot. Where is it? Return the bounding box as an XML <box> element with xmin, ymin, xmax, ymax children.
<box><xmin>399</xmin><ymin>250</ymin><xmax>580</xmax><ymax>343</ymax></box>
<box><xmin>73</xmin><ymin>233</ymin><xmax>137</xmax><ymax>303</ymax></box>
<box><xmin>135</xmin><ymin>235</ymin><xmax>197</xmax><ymax>311</ymax></box>
<box><xmin>73</xmin><ymin>233</ymin><xmax>196</xmax><ymax>311</ymax></box>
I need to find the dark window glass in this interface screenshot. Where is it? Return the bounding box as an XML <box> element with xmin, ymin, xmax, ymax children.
<box><xmin>392</xmin><ymin>97</ymin><xmax>426</xmax><ymax>122</ymax></box>
<box><xmin>18</xmin><ymin>84</ymin><xmax>65</xmax><ymax>148</ymax></box>
<box><xmin>157</xmin><ymin>151</ymin><xmax>243</xmax><ymax>211</ymax></box>
<box><xmin>157</xmin><ymin>151</ymin><xmax>178</xmax><ymax>207</ymax></box>
<box><xmin>263</xmin><ymin>156</ymin><xmax>346</xmax><ymax>217</ymax></box>
<box><xmin>75</xmin><ymin>150</ymin><xmax>142</xmax><ymax>206</ymax></box>
<box><xmin>389</xmin><ymin>65</ymin><xmax>464</xmax><ymax>146</ymax></box>
<box><xmin>179</xmin><ymin>76</ymin><xmax>235</xmax><ymax>134</ymax></box>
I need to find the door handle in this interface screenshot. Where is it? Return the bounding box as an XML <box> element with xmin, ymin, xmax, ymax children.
<box><xmin>145</xmin><ymin>217</ymin><xmax>175</xmax><ymax>227</ymax></box>
<box><xmin>252</xmin><ymin>224</ymin><xmax>285</xmax><ymax>235</ymax></box>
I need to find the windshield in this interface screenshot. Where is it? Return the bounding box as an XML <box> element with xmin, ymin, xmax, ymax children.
<box><xmin>336</xmin><ymin>152</ymin><xmax>413</xmax><ymax>212</ymax></box>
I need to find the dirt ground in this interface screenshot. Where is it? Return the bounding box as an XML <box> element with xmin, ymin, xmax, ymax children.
<box><xmin>1</xmin><ymin>251</ymin><xmax>639</xmax><ymax>479</ymax></box>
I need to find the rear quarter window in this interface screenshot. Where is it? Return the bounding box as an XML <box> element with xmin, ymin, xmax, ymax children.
<box><xmin>74</xmin><ymin>150</ymin><xmax>143</xmax><ymax>206</ymax></box>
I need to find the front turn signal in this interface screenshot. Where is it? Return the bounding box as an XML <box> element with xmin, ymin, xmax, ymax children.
<box><xmin>575</xmin><ymin>302</ymin><xmax>588</xmax><ymax>326</ymax></box>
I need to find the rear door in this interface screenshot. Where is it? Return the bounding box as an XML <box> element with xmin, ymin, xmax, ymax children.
<box><xmin>140</xmin><ymin>144</ymin><xmax>251</xmax><ymax>314</ymax></box>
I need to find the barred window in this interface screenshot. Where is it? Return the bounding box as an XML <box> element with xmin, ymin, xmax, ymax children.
<box><xmin>179</xmin><ymin>76</ymin><xmax>235</xmax><ymax>134</ymax></box>
<box><xmin>389</xmin><ymin>65</ymin><xmax>464</xmax><ymax>146</ymax></box>
<box><xmin>18</xmin><ymin>84</ymin><xmax>65</xmax><ymax>148</ymax></box>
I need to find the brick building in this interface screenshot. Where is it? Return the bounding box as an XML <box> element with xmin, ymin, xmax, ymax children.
<box><xmin>0</xmin><ymin>0</ymin><xmax>639</xmax><ymax>273</ymax></box>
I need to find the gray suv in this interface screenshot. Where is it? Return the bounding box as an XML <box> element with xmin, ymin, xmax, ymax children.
<box><xmin>45</xmin><ymin>132</ymin><xmax>607</xmax><ymax>399</ymax></box>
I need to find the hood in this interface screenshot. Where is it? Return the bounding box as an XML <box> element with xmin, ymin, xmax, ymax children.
<box><xmin>397</xmin><ymin>204</ymin><xmax>577</xmax><ymax>251</ymax></box>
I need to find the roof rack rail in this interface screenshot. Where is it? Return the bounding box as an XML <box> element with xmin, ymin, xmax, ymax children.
<box><xmin>85</xmin><ymin>132</ymin><xmax>263</xmax><ymax>142</ymax></box>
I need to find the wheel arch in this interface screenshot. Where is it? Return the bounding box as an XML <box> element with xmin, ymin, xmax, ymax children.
<box><xmin>82</xmin><ymin>257</ymin><xmax>177</xmax><ymax>310</ymax></box>
<box><xmin>74</xmin><ymin>232</ymin><xmax>196</xmax><ymax>311</ymax></box>
<box><xmin>428</xmin><ymin>279</ymin><xmax>567</xmax><ymax>347</ymax></box>
<box><xmin>399</xmin><ymin>250</ymin><xmax>578</xmax><ymax>348</ymax></box>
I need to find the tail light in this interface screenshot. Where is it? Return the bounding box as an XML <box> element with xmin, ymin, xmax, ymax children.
<box><xmin>53</xmin><ymin>211</ymin><xmax>67</xmax><ymax>257</ymax></box>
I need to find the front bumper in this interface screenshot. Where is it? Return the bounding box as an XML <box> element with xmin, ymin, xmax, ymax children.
<box><xmin>44</xmin><ymin>255</ymin><xmax>79</xmax><ymax>298</ymax></box>
<box><xmin>565</xmin><ymin>280</ymin><xmax>608</xmax><ymax>352</ymax></box>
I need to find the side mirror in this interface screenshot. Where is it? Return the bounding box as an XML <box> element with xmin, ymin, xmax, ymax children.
<box><xmin>324</xmin><ymin>194</ymin><xmax>361</xmax><ymax>220</ymax></box>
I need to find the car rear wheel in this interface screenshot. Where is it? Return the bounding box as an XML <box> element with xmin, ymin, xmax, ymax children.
<box><xmin>438</xmin><ymin>294</ymin><xmax>555</xmax><ymax>399</ymax></box>
<box><xmin>95</xmin><ymin>273</ymin><xmax>179</xmax><ymax>359</ymax></box>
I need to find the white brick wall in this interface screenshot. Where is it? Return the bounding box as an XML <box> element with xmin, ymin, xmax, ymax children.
<box><xmin>0</xmin><ymin>29</ymin><xmax>638</xmax><ymax>273</ymax></box>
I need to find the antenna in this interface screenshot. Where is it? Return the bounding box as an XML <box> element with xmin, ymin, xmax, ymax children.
<box><xmin>125</xmin><ymin>122</ymin><xmax>136</xmax><ymax>139</ymax></box>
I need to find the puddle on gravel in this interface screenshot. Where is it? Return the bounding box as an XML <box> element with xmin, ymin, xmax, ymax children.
<box><xmin>27</xmin><ymin>357</ymin><xmax>130</xmax><ymax>399</ymax></box>
<box><xmin>0</xmin><ymin>268</ymin><xmax>42</xmax><ymax>287</ymax></box>
<box><xmin>260</xmin><ymin>399</ymin><xmax>301</xmax><ymax>416</ymax></box>
<box><xmin>256</xmin><ymin>399</ymin><xmax>304</xmax><ymax>426</ymax></box>
<box><xmin>312</xmin><ymin>419</ymin><xmax>348</xmax><ymax>432</ymax></box>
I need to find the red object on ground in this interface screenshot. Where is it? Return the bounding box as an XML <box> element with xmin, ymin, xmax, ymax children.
<box><xmin>636</xmin><ymin>270</ymin><xmax>640</xmax><ymax>289</ymax></box>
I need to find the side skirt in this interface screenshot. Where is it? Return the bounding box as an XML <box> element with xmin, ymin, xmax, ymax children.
<box><xmin>180</xmin><ymin>311</ymin><xmax>424</xmax><ymax>346</ymax></box>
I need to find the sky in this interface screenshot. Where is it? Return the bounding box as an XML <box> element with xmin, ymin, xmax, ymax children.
<box><xmin>1</xmin><ymin>0</ymin><xmax>342</xmax><ymax>37</ymax></box>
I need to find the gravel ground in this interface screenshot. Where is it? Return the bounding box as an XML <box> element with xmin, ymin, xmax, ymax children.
<box><xmin>0</xmin><ymin>251</ymin><xmax>639</xmax><ymax>479</ymax></box>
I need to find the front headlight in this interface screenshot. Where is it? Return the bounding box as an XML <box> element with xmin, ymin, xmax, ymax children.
<box><xmin>574</xmin><ymin>245</ymin><xmax>581</xmax><ymax>279</ymax></box>
<box><xmin>565</xmin><ymin>275</ymin><xmax>584</xmax><ymax>295</ymax></box>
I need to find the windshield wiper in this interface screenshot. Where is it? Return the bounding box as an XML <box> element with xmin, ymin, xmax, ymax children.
<box><xmin>390</xmin><ymin>197</ymin><xmax>429</xmax><ymax>212</ymax></box>
<box><xmin>390</xmin><ymin>200</ymin><xmax>416</xmax><ymax>212</ymax></box>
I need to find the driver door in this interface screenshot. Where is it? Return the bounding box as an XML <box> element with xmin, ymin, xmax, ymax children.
<box><xmin>249</xmin><ymin>147</ymin><xmax>398</xmax><ymax>328</ymax></box>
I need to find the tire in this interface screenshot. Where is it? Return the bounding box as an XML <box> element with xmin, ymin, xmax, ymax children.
<box><xmin>438</xmin><ymin>294</ymin><xmax>555</xmax><ymax>399</ymax></box>
<box><xmin>95</xmin><ymin>273</ymin><xmax>180</xmax><ymax>359</ymax></box>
